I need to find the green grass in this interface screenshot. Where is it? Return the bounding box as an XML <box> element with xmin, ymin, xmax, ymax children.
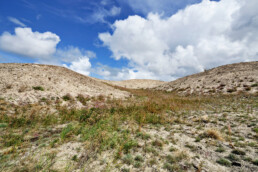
<box><xmin>231</xmin><ymin>149</ymin><xmax>246</xmax><ymax>155</ymax></box>
<box><xmin>215</xmin><ymin>146</ymin><xmax>225</xmax><ymax>153</ymax></box>
<box><xmin>216</xmin><ymin>158</ymin><xmax>231</xmax><ymax>167</ymax></box>
<box><xmin>152</xmin><ymin>139</ymin><xmax>163</xmax><ymax>148</ymax></box>
<box><xmin>60</xmin><ymin>124</ymin><xmax>73</xmax><ymax>140</ymax></box>
<box><xmin>0</xmin><ymin>88</ymin><xmax>257</xmax><ymax>171</ymax></box>
<box><xmin>169</xmin><ymin>146</ymin><xmax>177</xmax><ymax>152</ymax></box>
<box><xmin>135</xmin><ymin>155</ymin><xmax>144</xmax><ymax>162</ymax></box>
<box><xmin>163</xmin><ymin>163</ymin><xmax>175</xmax><ymax>172</ymax></box>
<box><xmin>122</xmin><ymin>154</ymin><xmax>133</xmax><ymax>165</ymax></box>
<box><xmin>252</xmin><ymin>128</ymin><xmax>258</xmax><ymax>133</ymax></box>
<box><xmin>253</xmin><ymin>159</ymin><xmax>258</xmax><ymax>166</ymax></box>
<box><xmin>123</xmin><ymin>139</ymin><xmax>138</xmax><ymax>153</ymax></box>
<box><xmin>2</xmin><ymin>133</ymin><xmax>24</xmax><ymax>147</ymax></box>
<box><xmin>0</xmin><ymin>123</ymin><xmax>8</xmax><ymax>128</ymax></box>
<box><xmin>226</xmin><ymin>154</ymin><xmax>239</xmax><ymax>161</ymax></box>
<box><xmin>32</xmin><ymin>86</ymin><xmax>44</xmax><ymax>91</ymax></box>
<box><xmin>76</xmin><ymin>94</ymin><xmax>90</xmax><ymax>105</ymax></box>
<box><xmin>62</xmin><ymin>93</ymin><xmax>73</xmax><ymax>101</ymax></box>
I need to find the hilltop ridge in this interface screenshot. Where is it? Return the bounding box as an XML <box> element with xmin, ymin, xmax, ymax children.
<box><xmin>0</xmin><ymin>63</ymin><xmax>129</xmax><ymax>104</ymax></box>
<box><xmin>155</xmin><ymin>61</ymin><xmax>258</xmax><ymax>95</ymax></box>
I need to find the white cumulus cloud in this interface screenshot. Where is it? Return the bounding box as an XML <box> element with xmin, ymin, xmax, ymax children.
<box><xmin>56</xmin><ymin>46</ymin><xmax>94</xmax><ymax>76</ymax></box>
<box><xmin>55</xmin><ymin>46</ymin><xmax>96</xmax><ymax>63</ymax></box>
<box><xmin>99</xmin><ymin>0</ymin><xmax>258</xmax><ymax>81</ymax></box>
<box><xmin>0</xmin><ymin>27</ymin><xmax>60</xmax><ymax>59</ymax></box>
<box><xmin>0</xmin><ymin>27</ymin><xmax>93</xmax><ymax>76</ymax></box>
<box><xmin>64</xmin><ymin>57</ymin><xmax>91</xmax><ymax>76</ymax></box>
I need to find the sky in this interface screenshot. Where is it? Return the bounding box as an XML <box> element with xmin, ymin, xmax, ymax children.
<box><xmin>0</xmin><ymin>0</ymin><xmax>257</xmax><ymax>81</ymax></box>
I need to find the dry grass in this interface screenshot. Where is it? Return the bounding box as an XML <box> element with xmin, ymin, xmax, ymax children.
<box><xmin>204</xmin><ymin>129</ymin><xmax>224</xmax><ymax>141</ymax></box>
<box><xmin>0</xmin><ymin>86</ymin><xmax>257</xmax><ymax>171</ymax></box>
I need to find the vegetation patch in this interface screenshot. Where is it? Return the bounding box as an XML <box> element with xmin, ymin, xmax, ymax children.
<box><xmin>32</xmin><ymin>86</ymin><xmax>44</xmax><ymax>91</ymax></box>
<box><xmin>217</xmin><ymin>158</ymin><xmax>231</xmax><ymax>167</ymax></box>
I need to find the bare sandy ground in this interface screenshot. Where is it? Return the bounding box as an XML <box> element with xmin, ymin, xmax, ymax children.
<box><xmin>0</xmin><ymin>63</ymin><xmax>129</xmax><ymax>104</ymax></box>
<box><xmin>156</xmin><ymin>61</ymin><xmax>258</xmax><ymax>95</ymax></box>
<box><xmin>104</xmin><ymin>79</ymin><xmax>166</xmax><ymax>89</ymax></box>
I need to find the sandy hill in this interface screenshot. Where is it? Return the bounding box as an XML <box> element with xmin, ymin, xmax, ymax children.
<box><xmin>0</xmin><ymin>63</ymin><xmax>129</xmax><ymax>104</ymax></box>
<box><xmin>156</xmin><ymin>61</ymin><xmax>258</xmax><ymax>94</ymax></box>
<box><xmin>104</xmin><ymin>79</ymin><xmax>166</xmax><ymax>89</ymax></box>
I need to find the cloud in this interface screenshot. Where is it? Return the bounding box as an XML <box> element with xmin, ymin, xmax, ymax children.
<box><xmin>0</xmin><ymin>27</ymin><xmax>93</xmax><ymax>76</ymax></box>
<box><xmin>118</xmin><ymin>0</ymin><xmax>201</xmax><ymax>16</ymax></box>
<box><xmin>8</xmin><ymin>17</ymin><xmax>26</xmax><ymax>27</ymax></box>
<box><xmin>57</xmin><ymin>47</ymin><xmax>93</xmax><ymax>76</ymax></box>
<box><xmin>64</xmin><ymin>57</ymin><xmax>91</xmax><ymax>76</ymax></box>
<box><xmin>55</xmin><ymin>46</ymin><xmax>95</xmax><ymax>63</ymax></box>
<box><xmin>77</xmin><ymin>5</ymin><xmax>121</xmax><ymax>24</ymax></box>
<box><xmin>91</xmin><ymin>6</ymin><xmax>121</xmax><ymax>23</ymax></box>
<box><xmin>0</xmin><ymin>27</ymin><xmax>60</xmax><ymax>59</ymax></box>
<box><xmin>99</xmin><ymin>0</ymin><xmax>258</xmax><ymax>81</ymax></box>
<box><xmin>94</xmin><ymin>63</ymin><xmax>163</xmax><ymax>81</ymax></box>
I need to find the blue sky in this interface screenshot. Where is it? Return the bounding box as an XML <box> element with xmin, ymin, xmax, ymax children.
<box><xmin>0</xmin><ymin>0</ymin><xmax>257</xmax><ymax>81</ymax></box>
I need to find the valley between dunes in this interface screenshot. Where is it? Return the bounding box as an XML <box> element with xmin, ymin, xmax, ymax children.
<box><xmin>0</xmin><ymin>62</ymin><xmax>257</xmax><ymax>172</ymax></box>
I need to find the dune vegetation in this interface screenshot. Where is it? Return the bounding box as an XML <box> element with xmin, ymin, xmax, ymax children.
<box><xmin>0</xmin><ymin>85</ymin><xmax>257</xmax><ymax>171</ymax></box>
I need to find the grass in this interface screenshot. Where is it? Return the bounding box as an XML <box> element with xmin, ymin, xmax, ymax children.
<box><xmin>62</xmin><ymin>93</ymin><xmax>73</xmax><ymax>101</ymax></box>
<box><xmin>60</xmin><ymin>124</ymin><xmax>73</xmax><ymax>140</ymax></box>
<box><xmin>226</xmin><ymin>154</ymin><xmax>239</xmax><ymax>161</ymax></box>
<box><xmin>136</xmin><ymin>132</ymin><xmax>151</xmax><ymax>140</ymax></box>
<box><xmin>32</xmin><ymin>86</ymin><xmax>44</xmax><ymax>91</ymax></box>
<box><xmin>122</xmin><ymin>154</ymin><xmax>133</xmax><ymax>165</ymax></box>
<box><xmin>215</xmin><ymin>146</ymin><xmax>225</xmax><ymax>153</ymax></box>
<box><xmin>163</xmin><ymin>151</ymin><xmax>188</xmax><ymax>171</ymax></box>
<box><xmin>76</xmin><ymin>94</ymin><xmax>90</xmax><ymax>105</ymax></box>
<box><xmin>202</xmin><ymin>129</ymin><xmax>223</xmax><ymax>140</ymax></box>
<box><xmin>227</xmin><ymin>88</ymin><xmax>237</xmax><ymax>93</ymax></box>
<box><xmin>252</xmin><ymin>128</ymin><xmax>258</xmax><ymax>133</ymax></box>
<box><xmin>231</xmin><ymin>149</ymin><xmax>246</xmax><ymax>155</ymax></box>
<box><xmin>163</xmin><ymin>163</ymin><xmax>176</xmax><ymax>171</ymax></box>
<box><xmin>152</xmin><ymin>139</ymin><xmax>163</xmax><ymax>148</ymax></box>
<box><xmin>169</xmin><ymin>146</ymin><xmax>177</xmax><ymax>152</ymax></box>
<box><xmin>253</xmin><ymin>159</ymin><xmax>258</xmax><ymax>166</ymax></box>
<box><xmin>166</xmin><ymin>151</ymin><xmax>189</xmax><ymax>164</ymax></box>
<box><xmin>135</xmin><ymin>155</ymin><xmax>144</xmax><ymax>162</ymax></box>
<box><xmin>0</xmin><ymin>87</ymin><xmax>257</xmax><ymax>171</ymax></box>
<box><xmin>2</xmin><ymin>133</ymin><xmax>24</xmax><ymax>147</ymax></box>
<box><xmin>216</xmin><ymin>158</ymin><xmax>231</xmax><ymax>167</ymax></box>
<box><xmin>123</xmin><ymin>139</ymin><xmax>138</xmax><ymax>153</ymax></box>
<box><xmin>0</xmin><ymin>123</ymin><xmax>8</xmax><ymax>128</ymax></box>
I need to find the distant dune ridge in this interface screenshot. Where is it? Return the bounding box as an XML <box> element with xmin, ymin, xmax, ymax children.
<box><xmin>104</xmin><ymin>79</ymin><xmax>166</xmax><ymax>89</ymax></box>
<box><xmin>0</xmin><ymin>63</ymin><xmax>129</xmax><ymax>104</ymax></box>
<box><xmin>155</xmin><ymin>61</ymin><xmax>258</xmax><ymax>95</ymax></box>
<box><xmin>0</xmin><ymin>62</ymin><xmax>257</xmax><ymax>105</ymax></box>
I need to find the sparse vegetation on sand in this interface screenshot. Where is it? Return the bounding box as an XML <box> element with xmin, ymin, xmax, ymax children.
<box><xmin>0</xmin><ymin>87</ymin><xmax>257</xmax><ymax>172</ymax></box>
<box><xmin>0</xmin><ymin>62</ymin><xmax>257</xmax><ymax>171</ymax></box>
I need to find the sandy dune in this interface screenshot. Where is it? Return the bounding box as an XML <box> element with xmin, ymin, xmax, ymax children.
<box><xmin>0</xmin><ymin>63</ymin><xmax>129</xmax><ymax>104</ymax></box>
<box><xmin>156</xmin><ymin>61</ymin><xmax>258</xmax><ymax>94</ymax></box>
<box><xmin>104</xmin><ymin>79</ymin><xmax>166</xmax><ymax>89</ymax></box>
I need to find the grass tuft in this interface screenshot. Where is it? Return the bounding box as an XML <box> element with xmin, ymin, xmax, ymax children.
<box><xmin>216</xmin><ymin>158</ymin><xmax>231</xmax><ymax>167</ymax></box>
<box><xmin>32</xmin><ymin>86</ymin><xmax>44</xmax><ymax>91</ymax></box>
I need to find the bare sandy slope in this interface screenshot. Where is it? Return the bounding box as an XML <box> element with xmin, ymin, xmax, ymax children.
<box><xmin>0</xmin><ymin>63</ymin><xmax>129</xmax><ymax>104</ymax></box>
<box><xmin>104</xmin><ymin>79</ymin><xmax>166</xmax><ymax>89</ymax></box>
<box><xmin>156</xmin><ymin>61</ymin><xmax>258</xmax><ymax>94</ymax></box>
